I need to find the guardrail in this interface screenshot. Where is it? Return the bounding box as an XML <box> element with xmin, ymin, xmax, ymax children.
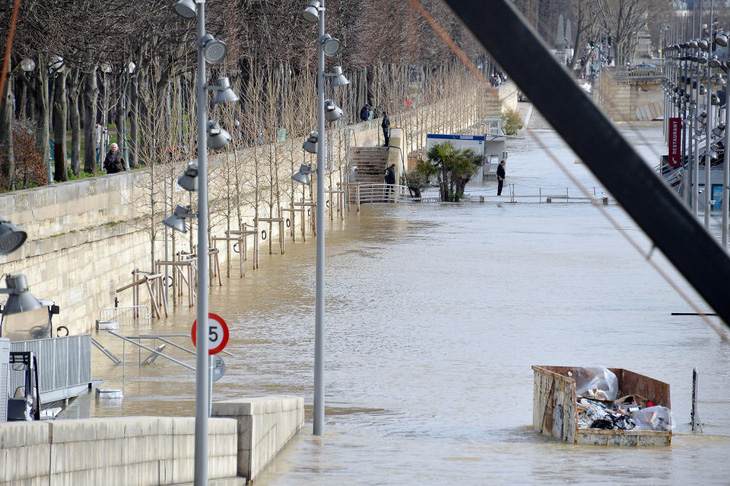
<box><xmin>9</xmin><ymin>335</ymin><xmax>92</xmax><ymax>404</ymax></box>
<box><xmin>347</xmin><ymin>183</ymin><xmax>413</xmax><ymax>210</ymax></box>
<box><xmin>98</xmin><ymin>305</ymin><xmax>151</xmax><ymax>329</ymax></box>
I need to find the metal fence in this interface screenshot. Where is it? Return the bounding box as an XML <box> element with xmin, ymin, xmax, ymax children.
<box><xmin>9</xmin><ymin>335</ymin><xmax>92</xmax><ymax>403</ymax></box>
<box><xmin>98</xmin><ymin>305</ymin><xmax>152</xmax><ymax>330</ymax></box>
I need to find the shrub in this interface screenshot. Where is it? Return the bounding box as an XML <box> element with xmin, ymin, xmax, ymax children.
<box><xmin>501</xmin><ymin>109</ymin><xmax>523</xmax><ymax>135</ymax></box>
<box><xmin>0</xmin><ymin>122</ymin><xmax>47</xmax><ymax>191</ymax></box>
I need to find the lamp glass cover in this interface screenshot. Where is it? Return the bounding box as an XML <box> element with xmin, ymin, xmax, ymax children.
<box><xmin>0</xmin><ymin>222</ymin><xmax>27</xmax><ymax>255</ymax></box>
<box><xmin>173</xmin><ymin>0</ymin><xmax>197</xmax><ymax>19</ymax></box>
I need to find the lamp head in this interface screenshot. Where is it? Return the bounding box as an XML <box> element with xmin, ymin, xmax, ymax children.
<box><xmin>201</xmin><ymin>34</ymin><xmax>228</xmax><ymax>64</ymax></box>
<box><xmin>321</xmin><ymin>34</ymin><xmax>342</xmax><ymax>56</ymax></box>
<box><xmin>324</xmin><ymin>99</ymin><xmax>343</xmax><ymax>122</ymax></box>
<box><xmin>716</xmin><ymin>31</ymin><xmax>728</xmax><ymax>47</ymax></box>
<box><xmin>163</xmin><ymin>205</ymin><xmax>194</xmax><ymax>233</ymax></box>
<box><xmin>206</xmin><ymin>120</ymin><xmax>232</xmax><ymax>150</ymax></box>
<box><xmin>330</xmin><ymin>66</ymin><xmax>349</xmax><ymax>87</ymax></box>
<box><xmin>0</xmin><ymin>214</ymin><xmax>27</xmax><ymax>255</ymax></box>
<box><xmin>177</xmin><ymin>161</ymin><xmax>199</xmax><ymax>191</ymax></box>
<box><xmin>302</xmin><ymin>1</ymin><xmax>320</xmax><ymax>23</ymax></box>
<box><xmin>20</xmin><ymin>58</ymin><xmax>35</xmax><ymax>73</ymax></box>
<box><xmin>302</xmin><ymin>131</ymin><xmax>318</xmax><ymax>154</ymax></box>
<box><xmin>211</xmin><ymin>77</ymin><xmax>239</xmax><ymax>105</ymax></box>
<box><xmin>173</xmin><ymin>0</ymin><xmax>197</xmax><ymax>19</ymax></box>
<box><xmin>292</xmin><ymin>164</ymin><xmax>313</xmax><ymax>185</ymax></box>
<box><xmin>1</xmin><ymin>274</ymin><xmax>42</xmax><ymax>315</ymax></box>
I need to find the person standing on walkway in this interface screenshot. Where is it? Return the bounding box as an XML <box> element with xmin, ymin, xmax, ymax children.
<box><xmin>384</xmin><ymin>163</ymin><xmax>396</xmax><ymax>198</ymax></box>
<box><xmin>360</xmin><ymin>104</ymin><xmax>370</xmax><ymax>122</ymax></box>
<box><xmin>382</xmin><ymin>111</ymin><xmax>390</xmax><ymax>146</ymax></box>
<box><xmin>103</xmin><ymin>143</ymin><xmax>126</xmax><ymax>174</ymax></box>
<box><xmin>496</xmin><ymin>159</ymin><xmax>506</xmax><ymax>195</ymax></box>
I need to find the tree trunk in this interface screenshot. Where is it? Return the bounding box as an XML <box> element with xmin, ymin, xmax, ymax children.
<box><xmin>129</xmin><ymin>74</ymin><xmax>138</xmax><ymax>168</ymax></box>
<box><xmin>53</xmin><ymin>70</ymin><xmax>69</xmax><ymax>182</ymax></box>
<box><xmin>1</xmin><ymin>66</ymin><xmax>15</xmax><ymax>190</ymax></box>
<box><xmin>68</xmin><ymin>69</ymin><xmax>82</xmax><ymax>176</ymax></box>
<box><xmin>34</xmin><ymin>55</ymin><xmax>51</xmax><ymax>183</ymax></box>
<box><xmin>118</xmin><ymin>73</ymin><xmax>128</xmax><ymax>170</ymax></box>
<box><xmin>83</xmin><ymin>69</ymin><xmax>99</xmax><ymax>174</ymax></box>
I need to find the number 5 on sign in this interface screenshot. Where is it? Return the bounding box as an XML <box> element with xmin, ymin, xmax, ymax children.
<box><xmin>191</xmin><ymin>313</ymin><xmax>230</xmax><ymax>355</ymax></box>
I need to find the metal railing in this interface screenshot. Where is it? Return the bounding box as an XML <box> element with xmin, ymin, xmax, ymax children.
<box><xmin>100</xmin><ymin>332</ymin><xmax>233</xmax><ymax>371</ymax></box>
<box><xmin>98</xmin><ymin>305</ymin><xmax>152</xmax><ymax>329</ymax></box>
<box><xmin>347</xmin><ymin>183</ymin><xmax>413</xmax><ymax>209</ymax></box>
<box><xmin>9</xmin><ymin>335</ymin><xmax>92</xmax><ymax>403</ymax></box>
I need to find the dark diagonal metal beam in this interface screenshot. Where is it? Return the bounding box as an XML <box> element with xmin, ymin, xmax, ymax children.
<box><xmin>444</xmin><ymin>0</ymin><xmax>730</xmax><ymax>327</ymax></box>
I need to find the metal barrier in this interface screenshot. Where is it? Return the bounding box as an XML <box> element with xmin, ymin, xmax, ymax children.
<box><xmin>347</xmin><ymin>183</ymin><xmax>413</xmax><ymax>209</ymax></box>
<box><xmin>9</xmin><ymin>335</ymin><xmax>92</xmax><ymax>404</ymax></box>
<box><xmin>98</xmin><ymin>305</ymin><xmax>152</xmax><ymax>329</ymax></box>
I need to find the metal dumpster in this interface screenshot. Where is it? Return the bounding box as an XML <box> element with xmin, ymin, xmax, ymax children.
<box><xmin>532</xmin><ymin>365</ymin><xmax>672</xmax><ymax>446</ymax></box>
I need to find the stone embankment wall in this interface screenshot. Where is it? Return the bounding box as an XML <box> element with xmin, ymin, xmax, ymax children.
<box><xmin>596</xmin><ymin>74</ymin><xmax>663</xmax><ymax>121</ymax></box>
<box><xmin>0</xmin><ymin>88</ymin><xmax>501</xmax><ymax>334</ymax></box>
<box><xmin>0</xmin><ymin>395</ymin><xmax>303</xmax><ymax>484</ymax></box>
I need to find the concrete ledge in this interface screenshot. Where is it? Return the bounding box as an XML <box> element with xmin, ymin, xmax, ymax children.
<box><xmin>213</xmin><ymin>395</ymin><xmax>304</xmax><ymax>482</ymax></box>
<box><xmin>1</xmin><ymin>416</ymin><xmax>237</xmax><ymax>485</ymax></box>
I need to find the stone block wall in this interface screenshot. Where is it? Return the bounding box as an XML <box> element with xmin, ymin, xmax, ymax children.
<box><xmin>213</xmin><ymin>395</ymin><xmax>304</xmax><ymax>482</ymax></box>
<box><xmin>0</xmin><ymin>416</ymin><xmax>237</xmax><ymax>485</ymax></box>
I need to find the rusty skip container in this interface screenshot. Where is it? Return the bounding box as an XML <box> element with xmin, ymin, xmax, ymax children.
<box><xmin>532</xmin><ymin>365</ymin><xmax>672</xmax><ymax>446</ymax></box>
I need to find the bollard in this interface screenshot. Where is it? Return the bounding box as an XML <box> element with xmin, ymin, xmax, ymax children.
<box><xmin>691</xmin><ymin>367</ymin><xmax>703</xmax><ymax>433</ymax></box>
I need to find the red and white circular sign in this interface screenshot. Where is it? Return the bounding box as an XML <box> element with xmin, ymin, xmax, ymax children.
<box><xmin>191</xmin><ymin>313</ymin><xmax>229</xmax><ymax>355</ymax></box>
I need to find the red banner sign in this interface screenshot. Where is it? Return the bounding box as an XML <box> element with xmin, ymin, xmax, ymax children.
<box><xmin>669</xmin><ymin>117</ymin><xmax>681</xmax><ymax>168</ymax></box>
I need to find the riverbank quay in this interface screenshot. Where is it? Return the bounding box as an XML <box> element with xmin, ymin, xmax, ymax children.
<box><xmin>0</xmin><ymin>396</ymin><xmax>303</xmax><ymax>484</ymax></box>
<box><xmin>0</xmin><ymin>82</ymin><xmax>511</xmax><ymax>336</ymax></box>
<box><xmin>78</xmin><ymin>119</ymin><xmax>730</xmax><ymax>484</ymax></box>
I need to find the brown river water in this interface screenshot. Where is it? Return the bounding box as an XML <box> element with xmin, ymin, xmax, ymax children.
<box><xmin>67</xmin><ymin>122</ymin><xmax>730</xmax><ymax>484</ymax></box>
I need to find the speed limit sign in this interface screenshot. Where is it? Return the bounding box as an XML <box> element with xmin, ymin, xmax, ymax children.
<box><xmin>191</xmin><ymin>313</ymin><xmax>230</xmax><ymax>355</ymax></box>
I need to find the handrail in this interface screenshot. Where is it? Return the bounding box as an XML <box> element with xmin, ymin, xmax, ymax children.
<box><xmin>91</xmin><ymin>338</ymin><xmax>121</xmax><ymax>365</ymax></box>
<box><xmin>107</xmin><ymin>331</ymin><xmax>195</xmax><ymax>371</ymax></box>
<box><xmin>138</xmin><ymin>334</ymin><xmax>234</xmax><ymax>358</ymax></box>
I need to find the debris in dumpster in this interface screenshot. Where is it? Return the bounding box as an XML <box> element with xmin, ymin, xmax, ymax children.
<box><xmin>573</xmin><ymin>371</ymin><xmax>674</xmax><ymax>432</ymax></box>
<box><xmin>632</xmin><ymin>406</ymin><xmax>674</xmax><ymax>431</ymax></box>
<box><xmin>570</xmin><ymin>366</ymin><xmax>619</xmax><ymax>400</ymax></box>
<box><xmin>577</xmin><ymin>397</ymin><xmax>635</xmax><ymax>430</ymax></box>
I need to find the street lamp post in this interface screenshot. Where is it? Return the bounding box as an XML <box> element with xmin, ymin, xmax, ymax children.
<box><xmin>193</xmin><ymin>1</ymin><xmax>211</xmax><ymax>483</ymax></box>
<box><xmin>170</xmin><ymin>0</ymin><xmax>237</xmax><ymax>482</ymax></box>
<box><xmin>298</xmin><ymin>0</ymin><xmax>348</xmax><ymax>436</ymax></box>
<box><xmin>313</xmin><ymin>0</ymin><xmax>326</xmax><ymax>438</ymax></box>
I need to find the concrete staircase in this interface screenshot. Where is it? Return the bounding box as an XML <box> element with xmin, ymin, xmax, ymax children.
<box><xmin>351</xmin><ymin>146</ymin><xmax>389</xmax><ymax>183</ymax></box>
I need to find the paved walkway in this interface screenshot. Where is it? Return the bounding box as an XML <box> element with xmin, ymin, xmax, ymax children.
<box><xmin>514</xmin><ymin>100</ymin><xmax>552</xmax><ymax>130</ymax></box>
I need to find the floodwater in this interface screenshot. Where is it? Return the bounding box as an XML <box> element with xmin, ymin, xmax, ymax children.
<box><xmin>77</xmin><ymin>117</ymin><xmax>730</xmax><ymax>484</ymax></box>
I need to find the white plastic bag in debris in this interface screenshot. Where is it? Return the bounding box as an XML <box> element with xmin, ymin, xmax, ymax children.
<box><xmin>572</xmin><ymin>366</ymin><xmax>619</xmax><ymax>400</ymax></box>
<box><xmin>632</xmin><ymin>406</ymin><xmax>675</xmax><ymax>431</ymax></box>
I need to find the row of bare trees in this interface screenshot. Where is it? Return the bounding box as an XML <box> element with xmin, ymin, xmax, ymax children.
<box><xmin>0</xmin><ymin>0</ymin><xmax>492</xmax><ymax>191</ymax></box>
<box><xmin>512</xmin><ymin>0</ymin><xmax>730</xmax><ymax>68</ymax></box>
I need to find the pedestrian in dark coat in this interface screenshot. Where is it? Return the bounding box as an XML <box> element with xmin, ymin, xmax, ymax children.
<box><xmin>382</xmin><ymin>112</ymin><xmax>390</xmax><ymax>146</ymax></box>
<box><xmin>360</xmin><ymin>104</ymin><xmax>370</xmax><ymax>122</ymax></box>
<box><xmin>496</xmin><ymin>160</ymin><xmax>506</xmax><ymax>195</ymax></box>
<box><xmin>104</xmin><ymin>143</ymin><xmax>126</xmax><ymax>174</ymax></box>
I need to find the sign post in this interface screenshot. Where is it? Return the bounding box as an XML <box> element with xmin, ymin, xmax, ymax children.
<box><xmin>192</xmin><ymin>313</ymin><xmax>229</xmax><ymax>416</ymax></box>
